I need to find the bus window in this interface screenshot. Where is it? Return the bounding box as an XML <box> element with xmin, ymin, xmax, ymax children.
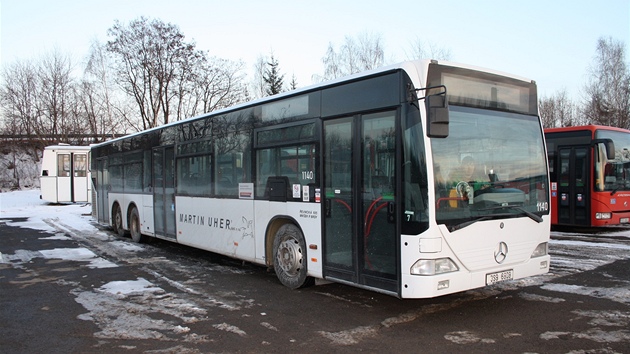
<box><xmin>256</xmin><ymin>144</ymin><xmax>317</xmax><ymax>199</ymax></box>
<box><xmin>402</xmin><ymin>112</ymin><xmax>429</xmax><ymax>234</ymax></box>
<box><xmin>74</xmin><ymin>154</ymin><xmax>87</xmax><ymax>177</ymax></box>
<box><xmin>123</xmin><ymin>152</ymin><xmax>143</xmax><ymax>193</ymax></box>
<box><xmin>215</xmin><ymin>132</ymin><xmax>250</xmax><ymax>198</ymax></box>
<box><xmin>57</xmin><ymin>154</ymin><xmax>70</xmax><ymax>177</ymax></box>
<box><xmin>176</xmin><ymin>154</ymin><xmax>212</xmax><ymax>196</ymax></box>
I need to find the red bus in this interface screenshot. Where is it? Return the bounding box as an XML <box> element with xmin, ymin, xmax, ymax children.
<box><xmin>545</xmin><ymin>125</ymin><xmax>630</xmax><ymax>227</ymax></box>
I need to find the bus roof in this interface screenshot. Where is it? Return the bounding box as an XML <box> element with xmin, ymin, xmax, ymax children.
<box><xmin>44</xmin><ymin>144</ymin><xmax>91</xmax><ymax>151</ymax></box>
<box><xmin>92</xmin><ymin>59</ymin><xmax>536</xmax><ymax>149</ymax></box>
<box><xmin>545</xmin><ymin>125</ymin><xmax>630</xmax><ymax>135</ymax></box>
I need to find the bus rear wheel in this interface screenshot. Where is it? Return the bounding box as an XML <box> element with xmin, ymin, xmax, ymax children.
<box><xmin>129</xmin><ymin>207</ymin><xmax>146</xmax><ymax>243</ymax></box>
<box><xmin>113</xmin><ymin>205</ymin><xmax>125</xmax><ymax>237</ymax></box>
<box><xmin>272</xmin><ymin>224</ymin><xmax>314</xmax><ymax>289</ymax></box>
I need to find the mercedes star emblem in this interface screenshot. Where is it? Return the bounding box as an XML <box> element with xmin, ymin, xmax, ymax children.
<box><xmin>494</xmin><ymin>242</ymin><xmax>508</xmax><ymax>264</ymax></box>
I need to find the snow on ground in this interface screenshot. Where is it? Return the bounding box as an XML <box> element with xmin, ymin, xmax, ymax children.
<box><xmin>0</xmin><ymin>189</ymin><xmax>94</xmax><ymax>233</ymax></box>
<box><xmin>2</xmin><ymin>189</ymin><xmax>630</xmax><ymax>347</ymax></box>
<box><xmin>0</xmin><ymin>189</ymin><xmax>225</xmax><ymax>343</ymax></box>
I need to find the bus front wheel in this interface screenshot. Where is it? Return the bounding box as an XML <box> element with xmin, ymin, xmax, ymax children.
<box><xmin>272</xmin><ymin>224</ymin><xmax>314</xmax><ymax>289</ymax></box>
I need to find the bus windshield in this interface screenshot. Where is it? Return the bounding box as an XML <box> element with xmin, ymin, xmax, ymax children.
<box><xmin>432</xmin><ymin>106</ymin><xmax>549</xmax><ymax>231</ymax></box>
<box><xmin>596</xmin><ymin>129</ymin><xmax>630</xmax><ymax>193</ymax></box>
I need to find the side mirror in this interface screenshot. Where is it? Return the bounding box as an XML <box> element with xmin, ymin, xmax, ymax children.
<box><xmin>593</xmin><ymin>139</ymin><xmax>615</xmax><ymax>160</ymax></box>
<box><xmin>426</xmin><ymin>93</ymin><xmax>449</xmax><ymax>138</ymax></box>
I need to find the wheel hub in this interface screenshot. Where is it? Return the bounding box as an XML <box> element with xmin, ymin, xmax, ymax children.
<box><xmin>276</xmin><ymin>239</ymin><xmax>302</xmax><ymax>276</ymax></box>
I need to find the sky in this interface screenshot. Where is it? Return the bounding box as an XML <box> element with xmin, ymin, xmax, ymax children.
<box><xmin>1</xmin><ymin>0</ymin><xmax>629</xmax><ymax>102</ymax></box>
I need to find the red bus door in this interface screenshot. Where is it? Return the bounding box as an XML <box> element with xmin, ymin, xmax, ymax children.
<box><xmin>558</xmin><ymin>146</ymin><xmax>590</xmax><ymax>226</ymax></box>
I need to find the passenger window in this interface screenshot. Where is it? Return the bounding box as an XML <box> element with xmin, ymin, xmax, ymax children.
<box><xmin>57</xmin><ymin>154</ymin><xmax>70</xmax><ymax>177</ymax></box>
<box><xmin>256</xmin><ymin>144</ymin><xmax>317</xmax><ymax>199</ymax></box>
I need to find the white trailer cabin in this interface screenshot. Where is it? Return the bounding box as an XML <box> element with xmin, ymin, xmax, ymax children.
<box><xmin>40</xmin><ymin>145</ymin><xmax>91</xmax><ymax>203</ymax></box>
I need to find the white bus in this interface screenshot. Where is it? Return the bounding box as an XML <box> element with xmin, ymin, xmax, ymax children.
<box><xmin>40</xmin><ymin>145</ymin><xmax>91</xmax><ymax>203</ymax></box>
<box><xmin>91</xmin><ymin>60</ymin><xmax>550</xmax><ymax>298</ymax></box>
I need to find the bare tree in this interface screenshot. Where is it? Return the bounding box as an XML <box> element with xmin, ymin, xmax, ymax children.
<box><xmin>405</xmin><ymin>37</ymin><xmax>452</xmax><ymax>61</ymax></box>
<box><xmin>184</xmin><ymin>56</ymin><xmax>248</xmax><ymax>118</ymax></box>
<box><xmin>539</xmin><ymin>90</ymin><xmax>581</xmax><ymax>128</ymax></box>
<box><xmin>37</xmin><ymin>50</ymin><xmax>77</xmax><ymax>140</ymax></box>
<box><xmin>82</xmin><ymin>39</ymin><xmax>127</xmax><ymax>140</ymax></box>
<box><xmin>317</xmin><ymin>31</ymin><xmax>385</xmax><ymax>82</ymax></box>
<box><xmin>106</xmin><ymin>17</ymin><xmax>247</xmax><ymax>129</ymax></box>
<box><xmin>0</xmin><ymin>59</ymin><xmax>38</xmax><ymax>141</ymax></box>
<box><xmin>582</xmin><ymin>37</ymin><xmax>630</xmax><ymax>128</ymax></box>
<box><xmin>250</xmin><ymin>55</ymin><xmax>268</xmax><ymax>100</ymax></box>
<box><xmin>0</xmin><ymin>51</ymin><xmax>82</xmax><ymax>189</ymax></box>
<box><xmin>1</xmin><ymin>50</ymin><xmax>82</xmax><ymax>147</ymax></box>
<box><xmin>106</xmin><ymin>17</ymin><xmax>201</xmax><ymax>129</ymax></box>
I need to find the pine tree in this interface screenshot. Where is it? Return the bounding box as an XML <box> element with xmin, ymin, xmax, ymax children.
<box><xmin>263</xmin><ymin>54</ymin><xmax>284</xmax><ymax>96</ymax></box>
<box><xmin>289</xmin><ymin>74</ymin><xmax>298</xmax><ymax>90</ymax></box>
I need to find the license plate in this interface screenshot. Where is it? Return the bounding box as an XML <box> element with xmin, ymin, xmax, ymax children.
<box><xmin>486</xmin><ymin>269</ymin><xmax>514</xmax><ymax>285</ymax></box>
<box><xmin>621</xmin><ymin>218</ymin><xmax>629</xmax><ymax>224</ymax></box>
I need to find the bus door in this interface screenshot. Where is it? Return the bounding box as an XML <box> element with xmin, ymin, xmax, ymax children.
<box><xmin>323</xmin><ymin>111</ymin><xmax>398</xmax><ymax>293</ymax></box>
<box><xmin>96</xmin><ymin>158</ymin><xmax>109</xmax><ymax>223</ymax></box>
<box><xmin>153</xmin><ymin>146</ymin><xmax>176</xmax><ymax>239</ymax></box>
<box><xmin>558</xmin><ymin>146</ymin><xmax>590</xmax><ymax>226</ymax></box>
<box><xmin>72</xmin><ymin>153</ymin><xmax>89</xmax><ymax>202</ymax></box>
<box><xmin>56</xmin><ymin>152</ymin><xmax>89</xmax><ymax>203</ymax></box>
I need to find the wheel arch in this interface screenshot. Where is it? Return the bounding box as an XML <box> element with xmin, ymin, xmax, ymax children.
<box><xmin>126</xmin><ymin>202</ymin><xmax>139</xmax><ymax>227</ymax></box>
<box><xmin>264</xmin><ymin>215</ymin><xmax>302</xmax><ymax>267</ymax></box>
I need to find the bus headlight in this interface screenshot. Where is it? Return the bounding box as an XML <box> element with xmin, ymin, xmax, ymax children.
<box><xmin>410</xmin><ymin>258</ymin><xmax>459</xmax><ymax>275</ymax></box>
<box><xmin>531</xmin><ymin>242</ymin><xmax>548</xmax><ymax>258</ymax></box>
<box><xmin>595</xmin><ymin>212</ymin><xmax>612</xmax><ymax>220</ymax></box>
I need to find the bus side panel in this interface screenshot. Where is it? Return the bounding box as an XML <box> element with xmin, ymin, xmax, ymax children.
<box><xmin>40</xmin><ymin>149</ymin><xmax>61</xmax><ymax>203</ymax></box>
<box><xmin>40</xmin><ymin>177</ymin><xmax>59</xmax><ymax>203</ymax></box>
<box><xmin>142</xmin><ymin>194</ymin><xmax>155</xmax><ymax>236</ymax></box>
<box><xmin>57</xmin><ymin>174</ymin><xmax>72</xmax><ymax>202</ymax></box>
<box><xmin>176</xmin><ymin>197</ymin><xmax>257</xmax><ymax>263</ymax></box>
<box><xmin>253</xmin><ymin>200</ymin><xmax>323</xmax><ymax>279</ymax></box>
<box><xmin>73</xmin><ymin>173</ymin><xmax>90</xmax><ymax>203</ymax></box>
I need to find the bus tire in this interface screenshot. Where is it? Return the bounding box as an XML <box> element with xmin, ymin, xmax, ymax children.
<box><xmin>272</xmin><ymin>224</ymin><xmax>314</xmax><ymax>289</ymax></box>
<box><xmin>129</xmin><ymin>207</ymin><xmax>145</xmax><ymax>243</ymax></box>
<box><xmin>113</xmin><ymin>204</ymin><xmax>126</xmax><ymax>237</ymax></box>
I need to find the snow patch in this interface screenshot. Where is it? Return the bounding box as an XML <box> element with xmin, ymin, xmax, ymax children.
<box><xmin>444</xmin><ymin>331</ymin><xmax>495</xmax><ymax>344</ymax></box>
<box><xmin>98</xmin><ymin>278</ymin><xmax>164</xmax><ymax>296</ymax></box>
<box><xmin>109</xmin><ymin>240</ymin><xmax>145</xmax><ymax>252</ymax></box>
<box><xmin>1</xmin><ymin>247</ymin><xmax>117</xmax><ymax>269</ymax></box>
<box><xmin>519</xmin><ymin>292</ymin><xmax>566</xmax><ymax>303</ymax></box>
<box><xmin>541</xmin><ymin>283</ymin><xmax>630</xmax><ymax>304</ymax></box>
<box><xmin>73</xmin><ymin>282</ymin><xmax>208</xmax><ymax>341</ymax></box>
<box><xmin>260</xmin><ymin>322</ymin><xmax>278</xmax><ymax>331</ymax></box>
<box><xmin>541</xmin><ymin>328</ymin><xmax>630</xmax><ymax>343</ymax></box>
<box><xmin>213</xmin><ymin>323</ymin><xmax>247</xmax><ymax>337</ymax></box>
<box><xmin>40</xmin><ymin>233</ymin><xmax>72</xmax><ymax>241</ymax></box>
<box><xmin>573</xmin><ymin>309</ymin><xmax>630</xmax><ymax>327</ymax></box>
<box><xmin>318</xmin><ymin>326</ymin><xmax>378</xmax><ymax>345</ymax></box>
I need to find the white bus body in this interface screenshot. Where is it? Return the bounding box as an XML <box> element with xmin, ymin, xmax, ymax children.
<box><xmin>40</xmin><ymin>145</ymin><xmax>91</xmax><ymax>203</ymax></box>
<box><xmin>91</xmin><ymin>60</ymin><xmax>550</xmax><ymax>298</ymax></box>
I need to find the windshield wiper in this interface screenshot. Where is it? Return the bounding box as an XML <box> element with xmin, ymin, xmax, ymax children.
<box><xmin>449</xmin><ymin>206</ymin><xmax>543</xmax><ymax>232</ymax></box>
<box><xmin>611</xmin><ymin>185</ymin><xmax>623</xmax><ymax>196</ymax></box>
<box><xmin>450</xmin><ymin>216</ymin><xmax>493</xmax><ymax>232</ymax></box>
<box><xmin>480</xmin><ymin>205</ymin><xmax>543</xmax><ymax>223</ymax></box>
